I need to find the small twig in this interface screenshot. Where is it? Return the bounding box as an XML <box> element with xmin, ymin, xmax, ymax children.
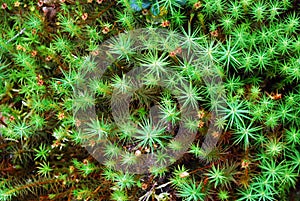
<box><xmin>5</xmin><ymin>28</ymin><xmax>26</xmax><ymax>44</ymax></box>
<box><xmin>139</xmin><ymin>182</ymin><xmax>157</xmax><ymax>201</ymax></box>
<box><xmin>189</xmin><ymin>163</ymin><xmax>215</xmax><ymax>175</ymax></box>
<box><xmin>155</xmin><ymin>181</ymin><xmax>172</xmax><ymax>190</ymax></box>
<box><xmin>96</xmin><ymin>1</ymin><xmax>115</xmax><ymax>19</ymax></box>
<box><xmin>86</xmin><ymin>185</ymin><xmax>101</xmax><ymax>201</ymax></box>
<box><xmin>3</xmin><ymin>138</ymin><xmax>19</xmax><ymax>142</ymax></box>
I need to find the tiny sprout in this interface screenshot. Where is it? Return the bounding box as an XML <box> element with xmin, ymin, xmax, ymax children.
<box><xmin>31</xmin><ymin>50</ymin><xmax>37</xmax><ymax>57</ymax></box>
<box><xmin>197</xmin><ymin>110</ymin><xmax>205</xmax><ymax>119</ymax></box>
<box><xmin>241</xmin><ymin>159</ymin><xmax>249</xmax><ymax>168</ymax></box>
<box><xmin>16</xmin><ymin>44</ymin><xmax>23</xmax><ymax>51</ymax></box>
<box><xmin>135</xmin><ymin>150</ymin><xmax>141</xmax><ymax>156</ymax></box>
<box><xmin>198</xmin><ymin>121</ymin><xmax>204</xmax><ymax>128</ymax></box>
<box><xmin>9</xmin><ymin>116</ymin><xmax>15</xmax><ymax>122</ymax></box>
<box><xmin>82</xmin><ymin>13</ymin><xmax>88</xmax><ymax>21</ymax></box>
<box><xmin>212</xmin><ymin>131</ymin><xmax>220</xmax><ymax>139</ymax></box>
<box><xmin>14</xmin><ymin>2</ymin><xmax>20</xmax><ymax>7</ymax></box>
<box><xmin>169</xmin><ymin>51</ymin><xmax>176</xmax><ymax>57</ymax></box>
<box><xmin>57</xmin><ymin>112</ymin><xmax>65</xmax><ymax>120</ymax></box>
<box><xmin>37</xmin><ymin>0</ymin><xmax>43</xmax><ymax>7</ymax></box>
<box><xmin>141</xmin><ymin>183</ymin><xmax>148</xmax><ymax>190</ymax></box>
<box><xmin>37</xmin><ymin>74</ymin><xmax>44</xmax><ymax>86</ymax></box>
<box><xmin>169</xmin><ymin>47</ymin><xmax>182</xmax><ymax>57</ymax></box>
<box><xmin>161</xmin><ymin>20</ymin><xmax>170</xmax><ymax>27</ymax></box>
<box><xmin>83</xmin><ymin>159</ymin><xmax>89</xmax><ymax>165</ymax></box>
<box><xmin>69</xmin><ymin>165</ymin><xmax>75</xmax><ymax>173</ymax></box>
<box><xmin>1</xmin><ymin>3</ymin><xmax>7</xmax><ymax>9</ymax></box>
<box><xmin>142</xmin><ymin>9</ymin><xmax>149</xmax><ymax>15</ymax></box>
<box><xmin>145</xmin><ymin>147</ymin><xmax>150</xmax><ymax>153</ymax></box>
<box><xmin>102</xmin><ymin>26</ymin><xmax>110</xmax><ymax>34</ymax></box>
<box><xmin>194</xmin><ymin>2</ymin><xmax>202</xmax><ymax>9</ymax></box>
<box><xmin>179</xmin><ymin>171</ymin><xmax>189</xmax><ymax>178</ymax></box>
<box><xmin>46</xmin><ymin>55</ymin><xmax>52</xmax><ymax>61</ymax></box>
<box><xmin>266</xmin><ymin>90</ymin><xmax>282</xmax><ymax>100</ymax></box>
<box><xmin>210</xmin><ymin>30</ymin><xmax>219</xmax><ymax>37</ymax></box>
<box><xmin>51</xmin><ymin>140</ymin><xmax>63</xmax><ymax>149</ymax></box>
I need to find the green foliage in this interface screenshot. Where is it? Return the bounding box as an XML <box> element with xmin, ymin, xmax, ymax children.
<box><xmin>176</xmin><ymin>178</ymin><xmax>206</xmax><ymax>201</ymax></box>
<box><xmin>218</xmin><ymin>190</ymin><xmax>230</xmax><ymax>200</ymax></box>
<box><xmin>137</xmin><ymin>49</ymin><xmax>170</xmax><ymax>79</ymax></box>
<box><xmin>34</xmin><ymin>144</ymin><xmax>50</xmax><ymax>161</ymax></box>
<box><xmin>233</xmin><ymin>121</ymin><xmax>262</xmax><ymax>150</ymax></box>
<box><xmin>205</xmin><ymin>162</ymin><xmax>237</xmax><ymax>189</ymax></box>
<box><xmin>111</xmin><ymin>190</ymin><xmax>129</xmax><ymax>201</ymax></box>
<box><xmin>217</xmin><ymin>36</ymin><xmax>241</xmax><ymax>72</ymax></box>
<box><xmin>0</xmin><ymin>0</ymin><xmax>300</xmax><ymax>200</ymax></box>
<box><xmin>37</xmin><ymin>161</ymin><xmax>53</xmax><ymax>177</ymax></box>
<box><xmin>159</xmin><ymin>93</ymin><xmax>181</xmax><ymax>124</ymax></box>
<box><xmin>220</xmin><ymin>98</ymin><xmax>250</xmax><ymax>129</ymax></box>
<box><xmin>134</xmin><ymin>117</ymin><xmax>171</xmax><ymax>151</ymax></box>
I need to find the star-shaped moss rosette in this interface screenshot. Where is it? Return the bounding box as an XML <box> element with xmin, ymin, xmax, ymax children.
<box><xmin>130</xmin><ymin>0</ymin><xmax>186</xmax><ymax>16</ymax></box>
